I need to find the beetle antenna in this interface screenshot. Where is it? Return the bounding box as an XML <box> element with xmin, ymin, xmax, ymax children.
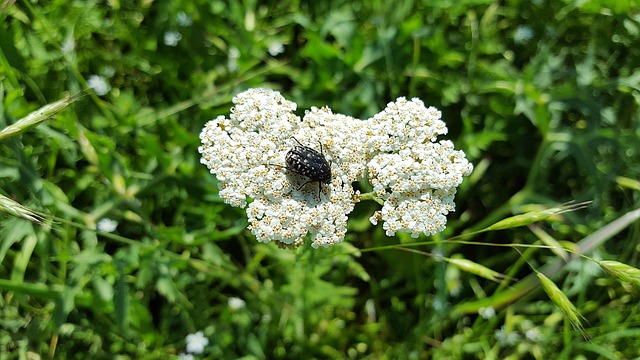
<box><xmin>291</xmin><ymin>137</ymin><xmax>304</xmax><ymax>147</ymax></box>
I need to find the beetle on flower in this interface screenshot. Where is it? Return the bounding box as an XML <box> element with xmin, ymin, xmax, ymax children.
<box><xmin>198</xmin><ymin>88</ymin><xmax>473</xmax><ymax>248</ymax></box>
<box><xmin>272</xmin><ymin>137</ymin><xmax>332</xmax><ymax>198</ymax></box>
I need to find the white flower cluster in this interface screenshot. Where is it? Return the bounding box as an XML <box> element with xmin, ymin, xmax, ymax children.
<box><xmin>366</xmin><ymin>98</ymin><xmax>473</xmax><ymax>237</ymax></box>
<box><xmin>199</xmin><ymin>88</ymin><xmax>472</xmax><ymax>248</ymax></box>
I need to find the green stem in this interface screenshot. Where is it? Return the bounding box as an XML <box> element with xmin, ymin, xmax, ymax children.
<box><xmin>358</xmin><ymin>191</ymin><xmax>384</xmax><ymax>205</ymax></box>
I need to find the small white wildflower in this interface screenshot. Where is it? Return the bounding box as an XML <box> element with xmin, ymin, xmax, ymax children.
<box><xmin>495</xmin><ymin>325</ymin><xmax>521</xmax><ymax>346</ymax></box>
<box><xmin>199</xmin><ymin>89</ymin><xmax>472</xmax><ymax>247</ymax></box>
<box><xmin>228</xmin><ymin>297</ymin><xmax>246</xmax><ymax>310</ymax></box>
<box><xmin>87</xmin><ymin>75</ymin><xmax>111</xmax><ymax>96</ymax></box>
<box><xmin>525</xmin><ymin>327</ymin><xmax>544</xmax><ymax>342</ymax></box>
<box><xmin>365</xmin><ymin>298</ymin><xmax>376</xmax><ymax>322</ymax></box>
<box><xmin>101</xmin><ymin>66</ymin><xmax>115</xmax><ymax>78</ymax></box>
<box><xmin>432</xmin><ymin>298</ymin><xmax>446</xmax><ymax>312</ymax></box>
<box><xmin>228</xmin><ymin>47</ymin><xmax>240</xmax><ymax>72</ymax></box>
<box><xmin>164</xmin><ymin>30</ymin><xmax>182</xmax><ymax>46</ymax></box>
<box><xmin>514</xmin><ymin>25</ymin><xmax>534</xmax><ymax>44</ymax></box>
<box><xmin>479</xmin><ymin>306</ymin><xmax>496</xmax><ymax>319</ymax></box>
<box><xmin>185</xmin><ymin>331</ymin><xmax>209</xmax><ymax>354</ymax></box>
<box><xmin>61</xmin><ymin>35</ymin><xmax>75</xmax><ymax>54</ymax></box>
<box><xmin>448</xmin><ymin>281</ymin><xmax>463</xmax><ymax>297</ymax></box>
<box><xmin>176</xmin><ymin>11</ymin><xmax>193</xmax><ymax>27</ymax></box>
<box><xmin>267</xmin><ymin>42</ymin><xmax>285</xmax><ymax>56</ymax></box>
<box><xmin>96</xmin><ymin>218</ymin><xmax>118</xmax><ymax>233</ymax></box>
<box><xmin>519</xmin><ymin>320</ymin><xmax>544</xmax><ymax>342</ymax></box>
<box><xmin>178</xmin><ymin>353</ymin><xmax>194</xmax><ymax>360</ymax></box>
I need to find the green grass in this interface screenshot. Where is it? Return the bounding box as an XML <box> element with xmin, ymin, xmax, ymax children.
<box><xmin>1</xmin><ymin>0</ymin><xmax>640</xmax><ymax>359</ymax></box>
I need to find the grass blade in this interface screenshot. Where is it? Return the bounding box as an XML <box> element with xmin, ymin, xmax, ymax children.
<box><xmin>483</xmin><ymin>202</ymin><xmax>589</xmax><ymax>231</ymax></box>
<box><xmin>599</xmin><ymin>260</ymin><xmax>640</xmax><ymax>288</ymax></box>
<box><xmin>0</xmin><ymin>193</ymin><xmax>44</xmax><ymax>225</ymax></box>
<box><xmin>0</xmin><ymin>92</ymin><xmax>86</xmax><ymax>141</ymax></box>
<box><xmin>536</xmin><ymin>272</ymin><xmax>589</xmax><ymax>339</ymax></box>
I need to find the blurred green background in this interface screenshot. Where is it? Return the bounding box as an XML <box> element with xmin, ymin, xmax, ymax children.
<box><xmin>1</xmin><ymin>0</ymin><xmax>639</xmax><ymax>358</ymax></box>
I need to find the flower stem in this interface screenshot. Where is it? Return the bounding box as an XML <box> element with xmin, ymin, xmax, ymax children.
<box><xmin>359</xmin><ymin>191</ymin><xmax>384</xmax><ymax>205</ymax></box>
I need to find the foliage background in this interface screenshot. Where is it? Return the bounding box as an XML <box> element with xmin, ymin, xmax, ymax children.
<box><xmin>1</xmin><ymin>0</ymin><xmax>639</xmax><ymax>358</ymax></box>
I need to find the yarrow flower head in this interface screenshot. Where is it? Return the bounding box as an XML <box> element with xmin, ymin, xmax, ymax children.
<box><xmin>198</xmin><ymin>88</ymin><xmax>472</xmax><ymax>248</ymax></box>
<box><xmin>365</xmin><ymin>98</ymin><xmax>472</xmax><ymax>237</ymax></box>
